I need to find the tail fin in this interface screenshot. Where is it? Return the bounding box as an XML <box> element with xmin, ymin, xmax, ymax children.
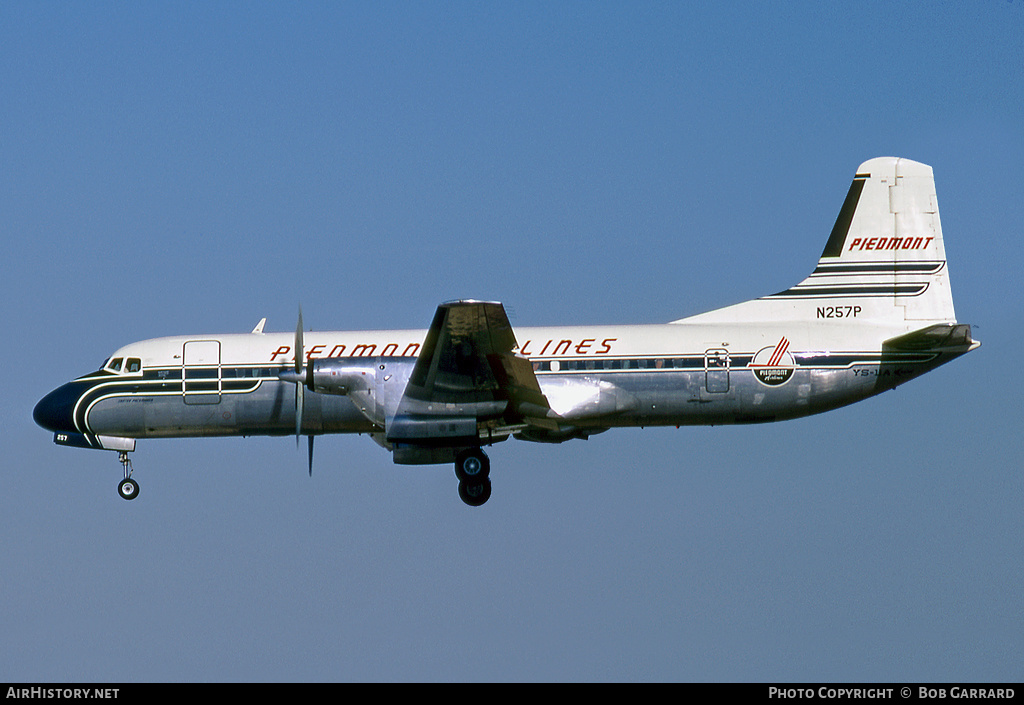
<box><xmin>677</xmin><ymin>157</ymin><xmax>957</xmax><ymax>326</ymax></box>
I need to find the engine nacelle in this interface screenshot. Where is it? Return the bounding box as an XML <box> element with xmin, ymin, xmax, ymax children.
<box><xmin>308</xmin><ymin>358</ymin><xmax>377</xmax><ymax>396</ymax></box>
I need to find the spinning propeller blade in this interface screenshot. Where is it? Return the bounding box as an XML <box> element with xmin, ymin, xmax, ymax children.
<box><xmin>308</xmin><ymin>435</ymin><xmax>314</xmax><ymax>477</ymax></box>
<box><xmin>294</xmin><ymin>306</ymin><xmax>304</xmax><ymax>443</ymax></box>
<box><xmin>279</xmin><ymin>306</ymin><xmax>314</xmax><ymax>475</ymax></box>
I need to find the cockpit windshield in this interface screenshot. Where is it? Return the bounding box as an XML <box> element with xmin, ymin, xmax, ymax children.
<box><xmin>102</xmin><ymin>357</ymin><xmax>142</xmax><ymax>374</ymax></box>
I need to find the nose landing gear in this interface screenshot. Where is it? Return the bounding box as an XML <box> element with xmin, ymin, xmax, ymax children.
<box><xmin>116</xmin><ymin>451</ymin><xmax>139</xmax><ymax>500</ymax></box>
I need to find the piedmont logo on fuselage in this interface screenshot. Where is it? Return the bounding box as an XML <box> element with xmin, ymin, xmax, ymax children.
<box><xmin>749</xmin><ymin>337</ymin><xmax>795</xmax><ymax>386</ymax></box>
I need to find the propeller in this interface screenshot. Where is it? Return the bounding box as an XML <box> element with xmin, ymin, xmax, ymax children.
<box><xmin>279</xmin><ymin>307</ymin><xmax>314</xmax><ymax>476</ymax></box>
<box><xmin>294</xmin><ymin>306</ymin><xmax>304</xmax><ymax>442</ymax></box>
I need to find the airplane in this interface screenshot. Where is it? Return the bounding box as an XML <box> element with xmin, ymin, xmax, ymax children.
<box><xmin>34</xmin><ymin>157</ymin><xmax>979</xmax><ymax>506</ymax></box>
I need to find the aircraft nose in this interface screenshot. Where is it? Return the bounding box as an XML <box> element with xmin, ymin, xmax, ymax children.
<box><xmin>33</xmin><ymin>384</ymin><xmax>79</xmax><ymax>433</ymax></box>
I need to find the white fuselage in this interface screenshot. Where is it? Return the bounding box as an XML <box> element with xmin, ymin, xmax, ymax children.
<box><xmin>52</xmin><ymin>317</ymin><xmax>962</xmax><ymax>444</ymax></box>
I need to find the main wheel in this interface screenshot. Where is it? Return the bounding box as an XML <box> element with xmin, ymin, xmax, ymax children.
<box><xmin>454</xmin><ymin>448</ymin><xmax>489</xmax><ymax>482</ymax></box>
<box><xmin>118</xmin><ymin>477</ymin><xmax>140</xmax><ymax>501</ymax></box>
<box><xmin>458</xmin><ymin>479</ymin><xmax>491</xmax><ymax>507</ymax></box>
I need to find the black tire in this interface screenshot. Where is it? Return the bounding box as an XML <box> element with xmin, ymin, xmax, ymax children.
<box><xmin>454</xmin><ymin>448</ymin><xmax>489</xmax><ymax>482</ymax></box>
<box><xmin>118</xmin><ymin>478</ymin><xmax>139</xmax><ymax>501</ymax></box>
<box><xmin>458</xmin><ymin>479</ymin><xmax>491</xmax><ymax>507</ymax></box>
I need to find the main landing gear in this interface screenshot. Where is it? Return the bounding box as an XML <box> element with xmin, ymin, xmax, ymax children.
<box><xmin>455</xmin><ymin>448</ymin><xmax>491</xmax><ymax>507</ymax></box>
<box><xmin>116</xmin><ymin>451</ymin><xmax>139</xmax><ymax>501</ymax></box>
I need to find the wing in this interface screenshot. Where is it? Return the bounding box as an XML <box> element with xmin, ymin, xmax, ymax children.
<box><xmin>386</xmin><ymin>300</ymin><xmax>556</xmax><ymax>443</ymax></box>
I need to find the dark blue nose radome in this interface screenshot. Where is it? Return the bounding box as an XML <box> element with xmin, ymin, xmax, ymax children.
<box><xmin>33</xmin><ymin>384</ymin><xmax>79</xmax><ymax>433</ymax></box>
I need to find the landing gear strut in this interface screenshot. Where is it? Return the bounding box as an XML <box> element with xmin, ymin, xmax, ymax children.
<box><xmin>117</xmin><ymin>451</ymin><xmax>139</xmax><ymax>501</ymax></box>
<box><xmin>455</xmin><ymin>448</ymin><xmax>491</xmax><ymax>507</ymax></box>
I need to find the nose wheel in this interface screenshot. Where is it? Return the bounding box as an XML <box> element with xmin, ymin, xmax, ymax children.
<box><xmin>117</xmin><ymin>451</ymin><xmax>139</xmax><ymax>500</ymax></box>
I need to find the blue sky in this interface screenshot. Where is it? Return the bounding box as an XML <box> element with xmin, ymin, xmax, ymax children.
<box><xmin>2</xmin><ymin>1</ymin><xmax>1021</xmax><ymax>682</ymax></box>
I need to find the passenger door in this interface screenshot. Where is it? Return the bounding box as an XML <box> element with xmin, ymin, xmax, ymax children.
<box><xmin>704</xmin><ymin>348</ymin><xmax>730</xmax><ymax>393</ymax></box>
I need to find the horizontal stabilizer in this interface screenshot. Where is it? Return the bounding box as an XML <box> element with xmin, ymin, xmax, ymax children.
<box><xmin>883</xmin><ymin>323</ymin><xmax>978</xmax><ymax>352</ymax></box>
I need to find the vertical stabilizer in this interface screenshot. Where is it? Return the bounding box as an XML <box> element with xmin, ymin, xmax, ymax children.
<box><xmin>676</xmin><ymin>157</ymin><xmax>957</xmax><ymax>326</ymax></box>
